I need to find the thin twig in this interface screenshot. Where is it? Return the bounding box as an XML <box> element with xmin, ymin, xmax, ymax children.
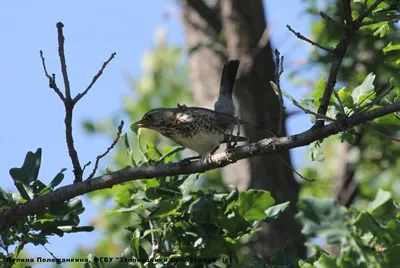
<box><xmin>73</xmin><ymin>52</ymin><xmax>117</xmax><ymax>104</ymax></box>
<box><xmin>319</xmin><ymin>11</ymin><xmax>342</xmax><ymax>25</ymax></box>
<box><xmin>360</xmin><ymin>15</ymin><xmax>400</xmax><ymax>26</ymax></box>
<box><xmin>148</xmin><ymin>220</ymin><xmax>160</xmax><ymax>260</ymax></box>
<box><xmin>277</xmin><ymin>154</ymin><xmax>315</xmax><ymax>182</ymax></box>
<box><xmin>87</xmin><ymin>120</ymin><xmax>124</xmax><ymax>180</ymax></box>
<box><xmin>82</xmin><ymin>161</ymin><xmax>92</xmax><ymax>174</ymax></box>
<box><xmin>286</xmin><ymin>25</ymin><xmax>334</xmax><ymax>54</ymax></box>
<box><xmin>356</xmin><ymin>0</ymin><xmax>385</xmax><ymax>24</ymax></box>
<box><xmin>363</xmin><ymin>124</ymin><xmax>400</xmax><ymax>143</ymax></box>
<box><xmin>39</xmin><ymin>50</ymin><xmax>65</xmax><ymax>101</ymax></box>
<box><xmin>43</xmin><ymin>244</ymin><xmax>61</xmax><ymax>264</ymax></box>
<box><xmin>56</xmin><ymin>22</ymin><xmax>72</xmax><ymax>100</ymax></box>
<box><xmin>274</xmin><ymin>49</ymin><xmax>285</xmax><ymax>136</ymax></box>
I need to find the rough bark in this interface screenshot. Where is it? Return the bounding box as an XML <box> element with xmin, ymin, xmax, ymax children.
<box><xmin>181</xmin><ymin>0</ymin><xmax>306</xmax><ymax>259</ymax></box>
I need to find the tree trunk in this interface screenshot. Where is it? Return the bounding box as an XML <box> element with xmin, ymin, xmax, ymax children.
<box><xmin>181</xmin><ymin>0</ymin><xmax>306</xmax><ymax>259</ymax></box>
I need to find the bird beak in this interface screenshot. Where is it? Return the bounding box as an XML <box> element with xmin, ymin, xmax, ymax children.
<box><xmin>132</xmin><ymin>119</ymin><xmax>146</xmax><ymax>128</ymax></box>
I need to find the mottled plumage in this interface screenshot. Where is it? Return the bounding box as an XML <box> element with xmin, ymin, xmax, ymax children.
<box><xmin>132</xmin><ymin>106</ymin><xmax>247</xmax><ymax>156</ymax></box>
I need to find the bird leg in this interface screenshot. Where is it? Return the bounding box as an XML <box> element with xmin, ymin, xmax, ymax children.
<box><xmin>227</xmin><ymin>116</ymin><xmax>241</xmax><ymax>149</ymax></box>
<box><xmin>179</xmin><ymin>147</ymin><xmax>219</xmax><ymax>166</ymax></box>
<box><xmin>200</xmin><ymin>146</ymin><xmax>219</xmax><ymax>164</ymax></box>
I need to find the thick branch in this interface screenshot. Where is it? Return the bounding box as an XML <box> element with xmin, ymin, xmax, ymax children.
<box><xmin>1</xmin><ymin>100</ymin><xmax>400</xmax><ymax>232</ymax></box>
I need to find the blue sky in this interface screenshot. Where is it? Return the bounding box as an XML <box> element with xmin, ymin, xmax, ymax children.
<box><xmin>0</xmin><ymin>0</ymin><xmax>316</xmax><ymax>265</ymax></box>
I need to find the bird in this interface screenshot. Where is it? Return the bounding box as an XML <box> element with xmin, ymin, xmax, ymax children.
<box><xmin>131</xmin><ymin>105</ymin><xmax>247</xmax><ymax>157</ymax></box>
<box><xmin>214</xmin><ymin>59</ymin><xmax>240</xmax><ymax>116</ymax></box>
<box><xmin>131</xmin><ymin>59</ymin><xmax>246</xmax><ymax>157</ymax></box>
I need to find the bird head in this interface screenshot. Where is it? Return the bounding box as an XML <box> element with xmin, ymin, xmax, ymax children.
<box><xmin>132</xmin><ymin>108</ymin><xmax>176</xmax><ymax>131</ymax></box>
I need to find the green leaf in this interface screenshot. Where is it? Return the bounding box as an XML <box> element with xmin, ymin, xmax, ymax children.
<box><xmin>179</xmin><ymin>173</ymin><xmax>199</xmax><ymax>196</ymax></box>
<box><xmin>367</xmin><ymin>189</ymin><xmax>392</xmax><ymax>212</ymax></box>
<box><xmin>351</xmin><ymin>10</ymin><xmax>359</xmax><ymax>20</ymax></box>
<box><xmin>296</xmin><ymin>197</ymin><xmax>345</xmax><ymax>244</ymax></box>
<box><xmin>123</xmin><ymin>133</ymin><xmax>137</xmax><ymax>166</ymax></box>
<box><xmin>271</xmin><ymin>81</ymin><xmax>312</xmax><ymax>112</ymax></box>
<box><xmin>270</xmin><ymin>242</ymin><xmax>298</xmax><ymax>268</ymax></box>
<box><xmin>48</xmin><ymin>168</ymin><xmax>66</xmax><ymax>189</ymax></box>
<box><xmin>158</xmin><ymin>146</ymin><xmax>184</xmax><ymax>163</ymax></box>
<box><xmin>264</xmin><ymin>201</ymin><xmax>290</xmax><ymax>222</ymax></box>
<box><xmin>309</xmin><ymin>141</ymin><xmax>324</xmax><ymax>162</ymax></box>
<box><xmin>9</xmin><ymin>148</ymin><xmax>42</xmax><ymax>185</ymax></box>
<box><xmin>115</xmin><ymin>191</ymin><xmax>132</xmax><ymax>207</ymax></box>
<box><xmin>373</xmin><ymin>22</ymin><xmax>389</xmax><ymax>38</ymax></box>
<box><xmin>337</xmin><ymin>88</ymin><xmax>354</xmax><ymax>108</ymax></box>
<box><xmin>188</xmin><ymin>196</ymin><xmax>213</xmax><ymax>223</ymax></box>
<box><xmin>385</xmin><ymin>245</ymin><xmax>400</xmax><ymax>266</ymax></box>
<box><xmin>145</xmin><ymin>141</ymin><xmax>162</xmax><ymax>160</ymax></box>
<box><xmin>0</xmin><ymin>187</ymin><xmax>15</xmax><ymax>209</ymax></box>
<box><xmin>130</xmin><ymin>229</ymin><xmax>141</xmax><ymax>258</ymax></box>
<box><xmin>237</xmin><ymin>190</ymin><xmax>275</xmax><ymax>222</ymax></box>
<box><xmin>310</xmin><ymin>77</ymin><xmax>327</xmax><ymax>107</ymax></box>
<box><xmin>383</xmin><ymin>42</ymin><xmax>400</xmax><ymax>54</ymax></box>
<box><xmin>148</xmin><ymin>197</ymin><xmax>181</xmax><ymax>219</ymax></box>
<box><xmin>351</xmin><ymin>73</ymin><xmax>376</xmax><ymax>105</ymax></box>
<box><xmin>375</xmin><ymin>113</ymin><xmax>400</xmax><ymax>131</ymax></box>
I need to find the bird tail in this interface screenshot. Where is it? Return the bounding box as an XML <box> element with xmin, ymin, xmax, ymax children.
<box><xmin>219</xmin><ymin>59</ymin><xmax>240</xmax><ymax>97</ymax></box>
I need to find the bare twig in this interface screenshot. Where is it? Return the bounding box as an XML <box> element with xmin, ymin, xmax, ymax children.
<box><xmin>87</xmin><ymin>120</ymin><xmax>124</xmax><ymax>180</ymax></box>
<box><xmin>41</xmin><ymin>22</ymin><xmax>116</xmax><ymax>183</ymax></box>
<box><xmin>319</xmin><ymin>11</ymin><xmax>342</xmax><ymax>25</ymax></box>
<box><xmin>39</xmin><ymin>50</ymin><xmax>65</xmax><ymax>101</ymax></box>
<box><xmin>274</xmin><ymin>49</ymin><xmax>285</xmax><ymax>136</ymax></box>
<box><xmin>56</xmin><ymin>22</ymin><xmax>72</xmax><ymax>100</ymax></box>
<box><xmin>286</xmin><ymin>25</ymin><xmax>334</xmax><ymax>54</ymax></box>
<box><xmin>2</xmin><ymin>99</ymin><xmax>400</xmax><ymax>232</ymax></box>
<box><xmin>43</xmin><ymin>245</ymin><xmax>61</xmax><ymax>264</ymax></box>
<box><xmin>148</xmin><ymin>220</ymin><xmax>160</xmax><ymax>260</ymax></box>
<box><xmin>82</xmin><ymin>161</ymin><xmax>92</xmax><ymax>174</ymax></box>
<box><xmin>277</xmin><ymin>154</ymin><xmax>314</xmax><ymax>182</ymax></box>
<box><xmin>54</xmin><ymin>22</ymin><xmax>84</xmax><ymax>183</ymax></box>
<box><xmin>73</xmin><ymin>52</ymin><xmax>117</xmax><ymax>104</ymax></box>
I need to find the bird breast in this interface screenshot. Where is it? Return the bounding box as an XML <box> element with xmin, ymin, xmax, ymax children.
<box><xmin>171</xmin><ymin>131</ymin><xmax>224</xmax><ymax>156</ymax></box>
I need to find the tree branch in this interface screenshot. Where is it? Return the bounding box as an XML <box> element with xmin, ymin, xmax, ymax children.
<box><xmin>286</xmin><ymin>25</ymin><xmax>334</xmax><ymax>54</ymax></box>
<box><xmin>41</xmin><ymin>22</ymin><xmax>116</xmax><ymax>183</ymax></box>
<box><xmin>2</xmin><ymin>100</ymin><xmax>400</xmax><ymax>232</ymax></box>
<box><xmin>274</xmin><ymin>49</ymin><xmax>285</xmax><ymax>136</ymax></box>
<box><xmin>56</xmin><ymin>22</ymin><xmax>72</xmax><ymax>100</ymax></box>
<box><xmin>73</xmin><ymin>52</ymin><xmax>117</xmax><ymax>104</ymax></box>
<box><xmin>87</xmin><ymin>120</ymin><xmax>124</xmax><ymax>180</ymax></box>
<box><xmin>39</xmin><ymin>50</ymin><xmax>65</xmax><ymax>101</ymax></box>
<box><xmin>307</xmin><ymin>0</ymin><xmax>388</xmax><ymax>128</ymax></box>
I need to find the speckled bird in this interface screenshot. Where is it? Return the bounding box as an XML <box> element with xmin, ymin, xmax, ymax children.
<box><xmin>132</xmin><ymin>60</ymin><xmax>245</xmax><ymax>157</ymax></box>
